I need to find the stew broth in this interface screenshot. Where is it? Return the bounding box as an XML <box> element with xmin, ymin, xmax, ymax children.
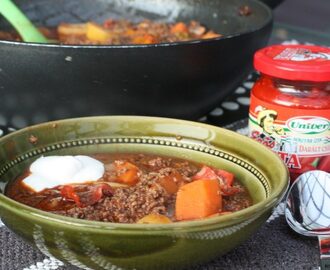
<box><xmin>6</xmin><ymin>153</ymin><xmax>252</xmax><ymax>224</ymax></box>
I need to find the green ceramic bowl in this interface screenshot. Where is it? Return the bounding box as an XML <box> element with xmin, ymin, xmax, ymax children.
<box><xmin>0</xmin><ymin>116</ymin><xmax>288</xmax><ymax>270</ymax></box>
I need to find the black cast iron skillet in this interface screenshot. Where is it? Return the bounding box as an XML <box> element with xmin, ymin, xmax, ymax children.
<box><xmin>0</xmin><ymin>0</ymin><xmax>273</xmax><ymax>125</ymax></box>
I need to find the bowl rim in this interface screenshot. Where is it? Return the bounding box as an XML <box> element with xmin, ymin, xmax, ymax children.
<box><xmin>0</xmin><ymin>0</ymin><xmax>273</xmax><ymax>48</ymax></box>
<box><xmin>0</xmin><ymin>115</ymin><xmax>289</xmax><ymax>233</ymax></box>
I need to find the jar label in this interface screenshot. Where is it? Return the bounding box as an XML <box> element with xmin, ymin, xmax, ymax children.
<box><xmin>248</xmin><ymin>93</ymin><xmax>330</xmax><ymax>181</ymax></box>
<box><xmin>274</xmin><ymin>47</ymin><xmax>330</xmax><ymax>61</ymax></box>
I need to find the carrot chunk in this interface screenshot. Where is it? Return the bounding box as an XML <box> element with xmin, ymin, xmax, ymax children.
<box><xmin>86</xmin><ymin>22</ymin><xmax>111</xmax><ymax>42</ymax></box>
<box><xmin>175</xmin><ymin>179</ymin><xmax>221</xmax><ymax>221</ymax></box>
<box><xmin>58</xmin><ymin>23</ymin><xmax>87</xmax><ymax>38</ymax></box>
<box><xmin>158</xmin><ymin>171</ymin><xmax>184</xmax><ymax>195</ymax></box>
<box><xmin>159</xmin><ymin>175</ymin><xmax>179</xmax><ymax>194</ymax></box>
<box><xmin>132</xmin><ymin>34</ymin><xmax>157</xmax><ymax>44</ymax></box>
<box><xmin>170</xmin><ymin>22</ymin><xmax>189</xmax><ymax>34</ymax></box>
<box><xmin>115</xmin><ymin>161</ymin><xmax>139</xmax><ymax>185</ymax></box>
<box><xmin>201</xmin><ymin>31</ymin><xmax>221</xmax><ymax>39</ymax></box>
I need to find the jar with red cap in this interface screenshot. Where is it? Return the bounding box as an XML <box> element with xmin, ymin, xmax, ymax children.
<box><xmin>248</xmin><ymin>44</ymin><xmax>330</xmax><ymax>182</ymax></box>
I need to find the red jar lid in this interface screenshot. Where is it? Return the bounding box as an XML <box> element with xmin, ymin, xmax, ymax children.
<box><xmin>254</xmin><ymin>45</ymin><xmax>330</xmax><ymax>81</ymax></box>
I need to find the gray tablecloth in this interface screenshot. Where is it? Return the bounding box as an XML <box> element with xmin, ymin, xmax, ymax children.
<box><xmin>0</xmin><ymin>202</ymin><xmax>320</xmax><ymax>270</ymax></box>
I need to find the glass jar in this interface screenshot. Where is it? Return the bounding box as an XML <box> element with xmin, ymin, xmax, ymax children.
<box><xmin>248</xmin><ymin>45</ymin><xmax>330</xmax><ymax>182</ymax></box>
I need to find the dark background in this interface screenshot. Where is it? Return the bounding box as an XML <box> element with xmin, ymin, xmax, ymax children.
<box><xmin>274</xmin><ymin>0</ymin><xmax>330</xmax><ymax>33</ymax></box>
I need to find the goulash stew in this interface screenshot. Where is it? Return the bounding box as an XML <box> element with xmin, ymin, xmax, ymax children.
<box><xmin>0</xmin><ymin>19</ymin><xmax>221</xmax><ymax>45</ymax></box>
<box><xmin>6</xmin><ymin>153</ymin><xmax>252</xmax><ymax>224</ymax></box>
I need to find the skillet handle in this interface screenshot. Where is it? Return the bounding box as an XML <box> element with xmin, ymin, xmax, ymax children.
<box><xmin>0</xmin><ymin>0</ymin><xmax>48</xmax><ymax>43</ymax></box>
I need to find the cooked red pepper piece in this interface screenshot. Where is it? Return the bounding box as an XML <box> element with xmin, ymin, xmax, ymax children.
<box><xmin>60</xmin><ymin>185</ymin><xmax>82</xmax><ymax>206</ymax></box>
<box><xmin>60</xmin><ymin>183</ymin><xmax>113</xmax><ymax>207</ymax></box>
<box><xmin>78</xmin><ymin>184</ymin><xmax>113</xmax><ymax>206</ymax></box>
<box><xmin>193</xmin><ymin>166</ymin><xmax>239</xmax><ymax>196</ymax></box>
<box><xmin>216</xmin><ymin>169</ymin><xmax>234</xmax><ymax>186</ymax></box>
<box><xmin>192</xmin><ymin>166</ymin><xmax>218</xmax><ymax>181</ymax></box>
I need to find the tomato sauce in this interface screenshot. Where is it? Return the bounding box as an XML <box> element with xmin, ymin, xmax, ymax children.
<box><xmin>249</xmin><ymin>45</ymin><xmax>330</xmax><ymax>182</ymax></box>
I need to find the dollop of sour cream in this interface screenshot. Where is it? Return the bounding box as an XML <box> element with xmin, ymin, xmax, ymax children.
<box><xmin>22</xmin><ymin>155</ymin><xmax>105</xmax><ymax>192</ymax></box>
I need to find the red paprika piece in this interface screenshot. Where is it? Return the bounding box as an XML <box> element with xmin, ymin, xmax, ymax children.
<box><xmin>248</xmin><ymin>45</ymin><xmax>330</xmax><ymax>183</ymax></box>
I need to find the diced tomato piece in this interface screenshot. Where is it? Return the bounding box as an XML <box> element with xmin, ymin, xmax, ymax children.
<box><xmin>103</xmin><ymin>19</ymin><xmax>115</xmax><ymax>28</ymax></box>
<box><xmin>60</xmin><ymin>185</ymin><xmax>81</xmax><ymax>206</ymax></box>
<box><xmin>193</xmin><ymin>166</ymin><xmax>218</xmax><ymax>181</ymax></box>
<box><xmin>78</xmin><ymin>184</ymin><xmax>113</xmax><ymax>206</ymax></box>
<box><xmin>193</xmin><ymin>166</ymin><xmax>239</xmax><ymax>195</ymax></box>
<box><xmin>60</xmin><ymin>183</ymin><xmax>113</xmax><ymax>207</ymax></box>
<box><xmin>216</xmin><ymin>169</ymin><xmax>234</xmax><ymax>186</ymax></box>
